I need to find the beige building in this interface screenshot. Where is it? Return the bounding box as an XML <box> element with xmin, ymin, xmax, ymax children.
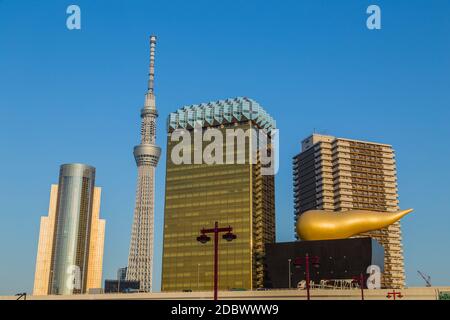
<box><xmin>33</xmin><ymin>164</ymin><xmax>105</xmax><ymax>295</ymax></box>
<box><xmin>293</xmin><ymin>134</ymin><xmax>404</xmax><ymax>288</ymax></box>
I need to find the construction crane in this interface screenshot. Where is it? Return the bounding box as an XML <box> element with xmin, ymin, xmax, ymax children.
<box><xmin>417</xmin><ymin>270</ymin><xmax>432</xmax><ymax>287</ymax></box>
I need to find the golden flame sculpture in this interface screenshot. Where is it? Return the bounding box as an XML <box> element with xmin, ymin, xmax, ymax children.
<box><xmin>296</xmin><ymin>209</ymin><xmax>413</xmax><ymax>241</ymax></box>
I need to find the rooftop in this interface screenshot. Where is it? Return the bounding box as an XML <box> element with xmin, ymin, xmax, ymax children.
<box><xmin>167</xmin><ymin>97</ymin><xmax>276</xmax><ymax>133</ymax></box>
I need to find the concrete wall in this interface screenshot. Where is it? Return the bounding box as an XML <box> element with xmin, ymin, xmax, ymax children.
<box><xmin>3</xmin><ymin>287</ymin><xmax>450</xmax><ymax>300</ymax></box>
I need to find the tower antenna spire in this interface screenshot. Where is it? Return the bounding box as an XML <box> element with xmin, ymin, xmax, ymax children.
<box><xmin>126</xmin><ymin>35</ymin><xmax>161</xmax><ymax>292</ymax></box>
<box><xmin>148</xmin><ymin>35</ymin><xmax>156</xmax><ymax>94</ymax></box>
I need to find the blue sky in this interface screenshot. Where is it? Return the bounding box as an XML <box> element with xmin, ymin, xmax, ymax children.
<box><xmin>0</xmin><ymin>0</ymin><xmax>449</xmax><ymax>295</ymax></box>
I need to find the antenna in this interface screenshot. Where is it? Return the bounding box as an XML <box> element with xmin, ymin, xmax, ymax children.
<box><xmin>148</xmin><ymin>35</ymin><xmax>157</xmax><ymax>94</ymax></box>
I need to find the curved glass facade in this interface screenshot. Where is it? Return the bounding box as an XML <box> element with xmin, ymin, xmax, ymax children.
<box><xmin>50</xmin><ymin>164</ymin><xmax>96</xmax><ymax>295</ymax></box>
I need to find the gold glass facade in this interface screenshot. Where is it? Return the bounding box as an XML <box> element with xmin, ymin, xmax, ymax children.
<box><xmin>162</xmin><ymin>117</ymin><xmax>275</xmax><ymax>292</ymax></box>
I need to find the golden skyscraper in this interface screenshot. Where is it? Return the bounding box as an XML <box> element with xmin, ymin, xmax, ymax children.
<box><xmin>33</xmin><ymin>164</ymin><xmax>105</xmax><ymax>295</ymax></box>
<box><xmin>161</xmin><ymin>97</ymin><xmax>276</xmax><ymax>291</ymax></box>
<box><xmin>293</xmin><ymin>134</ymin><xmax>405</xmax><ymax>288</ymax></box>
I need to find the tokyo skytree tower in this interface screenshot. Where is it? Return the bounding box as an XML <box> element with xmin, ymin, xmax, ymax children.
<box><xmin>126</xmin><ymin>35</ymin><xmax>161</xmax><ymax>292</ymax></box>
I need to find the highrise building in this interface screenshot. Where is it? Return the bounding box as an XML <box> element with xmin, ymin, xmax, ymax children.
<box><xmin>125</xmin><ymin>36</ymin><xmax>161</xmax><ymax>292</ymax></box>
<box><xmin>33</xmin><ymin>163</ymin><xmax>105</xmax><ymax>295</ymax></box>
<box><xmin>293</xmin><ymin>134</ymin><xmax>404</xmax><ymax>288</ymax></box>
<box><xmin>117</xmin><ymin>267</ymin><xmax>127</xmax><ymax>281</ymax></box>
<box><xmin>161</xmin><ymin>97</ymin><xmax>276</xmax><ymax>291</ymax></box>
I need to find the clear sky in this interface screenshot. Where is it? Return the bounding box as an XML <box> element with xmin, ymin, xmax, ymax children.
<box><xmin>0</xmin><ymin>0</ymin><xmax>449</xmax><ymax>295</ymax></box>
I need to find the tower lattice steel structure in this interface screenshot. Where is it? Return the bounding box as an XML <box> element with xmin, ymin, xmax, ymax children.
<box><xmin>126</xmin><ymin>36</ymin><xmax>161</xmax><ymax>292</ymax></box>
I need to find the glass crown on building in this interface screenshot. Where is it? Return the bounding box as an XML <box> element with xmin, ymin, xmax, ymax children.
<box><xmin>167</xmin><ymin>97</ymin><xmax>276</xmax><ymax>133</ymax></box>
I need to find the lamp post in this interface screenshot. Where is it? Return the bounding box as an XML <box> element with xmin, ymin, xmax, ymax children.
<box><xmin>293</xmin><ymin>253</ymin><xmax>320</xmax><ymax>300</ymax></box>
<box><xmin>197</xmin><ymin>263</ymin><xmax>201</xmax><ymax>290</ymax></box>
<box><xmin>352</xmin><ymin>273</ymin><xmax>368</xmax><ymax>300</ymax></box>
<box><xmin>197</xmin><ymin>221</ymin><xmax>236</xmax><ymax>301</ymax></box>
<box><xmin>386</xmin><ymin>290</ymin><xmax>403</xmax><ymax>300</ymax></box>
<box><xmin>288</xmin><ymin>258</ymin><xmax>292</xmax><ymax>289</ymax></box>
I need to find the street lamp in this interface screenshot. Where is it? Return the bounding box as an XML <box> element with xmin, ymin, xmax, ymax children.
<box><xmin>386</xmin><ymin>290</ymin><xmax>403</xmax><ymax>300</ymax></box>
<box><xmin>197</xmin><ymin>263</ymin><xmax>201</xmax><ymax>290</ymax></box>
<box><xmin>197</xmin><ymin>234</ymin><xmax>211</xmax><ymax>244</ymax></box>
<box><xmin>352</xmin><ymin>273</ymin><xmax>368</xmax><ymax>300</ymax></box>
<box><xmin>196</xmin><ymin>221</ymin><xmax>236</xmax><ymax>301</ymax></box>
<box><xmin>288</xmin><ymin>258</ymin><xmax>292</xmax><ymax>289</ymax></box>
<box><xmin>293</xmin><ymin>253</ymin><xmax>320</xmax><ymax>300</ymax></box>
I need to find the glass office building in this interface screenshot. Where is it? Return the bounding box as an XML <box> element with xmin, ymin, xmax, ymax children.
<box><xmin>33</xmin><ymin>163</ymin><xmax>105</xmax><ymax>295</ymax></box>
<box><xmin>161</xmin><ymin>97</ymin><xmax>276</xmax><ymax>291</ymax></box>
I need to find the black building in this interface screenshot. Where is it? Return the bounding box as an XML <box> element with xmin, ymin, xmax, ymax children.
<box><xmin>264</xmin><ymin>237</ymin><xmax>384</xmax><ymax>289</ymax></box>
<box><xmin>104</xmin><ymin>280</ymin><xmax>140</xmax><ymax>293</ymax></box>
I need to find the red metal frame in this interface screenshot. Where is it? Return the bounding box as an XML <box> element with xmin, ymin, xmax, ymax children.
<box><xmin>387</xmin><ymin>289</ymin><xmax>403</xmax><ymax>300</ymax></box>
<box><xmin>352</xmin><ymin>273</ymin><xmax>368</xmax><ymax>300</ymax></box>
<box><xmin>198</xmin><ymin>221</ymin><xmax>234</xmax><ymax>301</ymax></box>
<box><xmin>293</xmin><ymin>253</ymin><xmax>320</xmax><ymax>300</ymax></box>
